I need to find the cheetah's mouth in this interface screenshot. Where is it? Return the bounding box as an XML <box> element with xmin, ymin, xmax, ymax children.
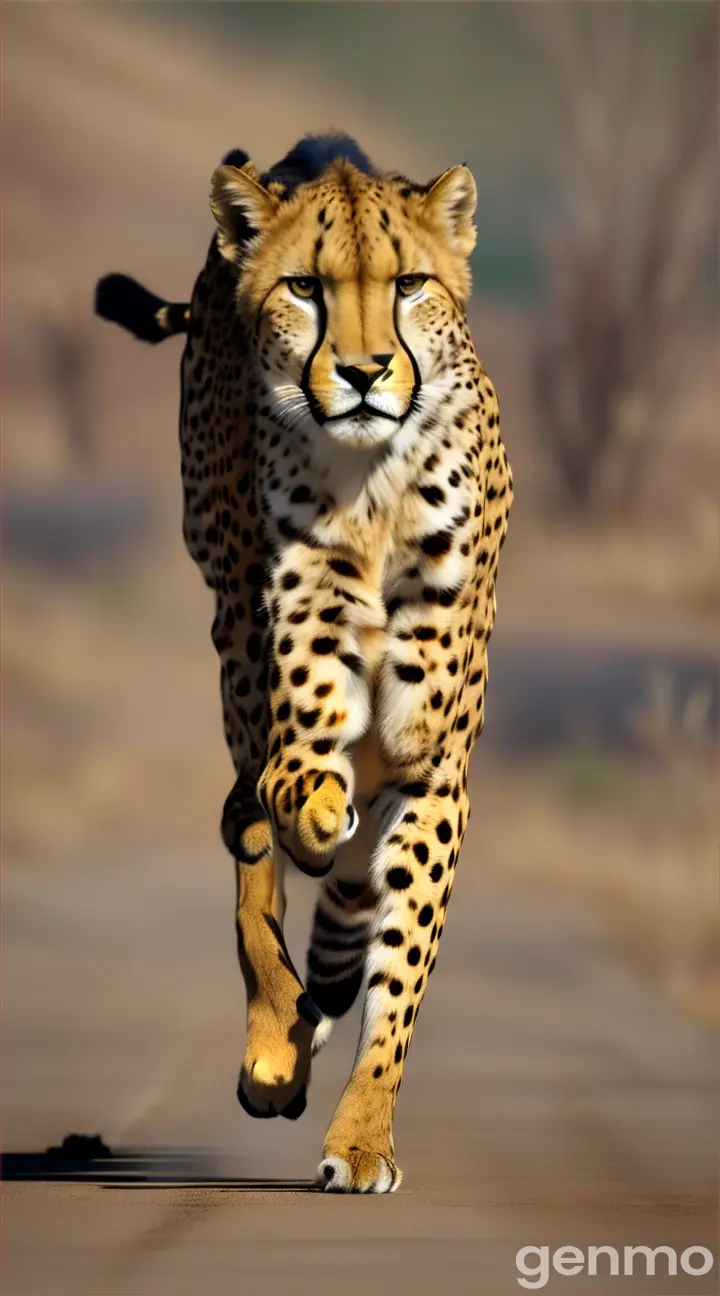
<box><xmin>324</xmin><ymin>402</ymin><xmax>399</xmax><ymax>426</ymax></box>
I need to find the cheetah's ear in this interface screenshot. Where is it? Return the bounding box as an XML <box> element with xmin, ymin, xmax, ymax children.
<box><xmin>422</xmin><ymin>165</ymin><xmax>477</xmax><ymax>257</ymax></box>
<box><xmin>210</xmin><ymin>164</ymin><xmax>280</xmax><ymax>262</ymax></box>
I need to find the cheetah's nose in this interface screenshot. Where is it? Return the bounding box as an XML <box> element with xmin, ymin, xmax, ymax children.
<box><xmin>337</xmin><ymin>354</ymin><xmax>393</xmax><ymax>397</ymax></box>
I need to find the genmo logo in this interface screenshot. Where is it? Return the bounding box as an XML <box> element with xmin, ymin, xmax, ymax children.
<box><xmin>515</xmin><ymin>1244</ymin><xmax>715</xmax><ymax>1289</ymax></box>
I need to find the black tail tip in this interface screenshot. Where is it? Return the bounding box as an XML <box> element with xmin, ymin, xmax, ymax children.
<box><xmin>94</xmin><ymin>273</ymin><xmax>172</xmax><ymax>344</ymax></box>
<box><xmin>94</xmin><ymin>272</ymin><xmax>142</xmax><ymax>321</ymax></box>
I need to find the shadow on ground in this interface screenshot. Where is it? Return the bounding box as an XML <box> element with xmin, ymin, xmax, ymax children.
<box><xmin>1</xmin><ymin>1148</ymin><xmax>312</xmax><ymax>1192</ymax></box>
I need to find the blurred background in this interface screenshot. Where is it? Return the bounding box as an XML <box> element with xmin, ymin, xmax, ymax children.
<box><xmin>3</xmin><ymin>4</ymin><xmax>718</xmax><ymax>1293</ymax></box>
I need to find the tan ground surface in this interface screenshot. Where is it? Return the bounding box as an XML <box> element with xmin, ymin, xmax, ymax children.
<box><xmin>3</xmin><ymin>834</ymin><xmax>718</xmax><ymax>1295</ymax></box>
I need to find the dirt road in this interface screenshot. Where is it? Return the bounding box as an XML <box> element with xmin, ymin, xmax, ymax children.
<box><xmin>3</xmin><ymin>824</ymin><xmax>717</xmax><ymax>1295</ymax></box>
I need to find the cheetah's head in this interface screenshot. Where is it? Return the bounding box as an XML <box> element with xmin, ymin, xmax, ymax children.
<box><xmin>210</xmin><ymin>158</ymin><xmax>477</xmax><ymax>450</ymax></box>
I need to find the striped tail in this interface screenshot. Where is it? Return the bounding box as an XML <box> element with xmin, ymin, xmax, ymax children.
<box><xmin>94</xmin><ymin>273</ymin><xmax>190</xmax><ymax>344</ymax></box>
<box><xmin>306</xmin><ymin>878</ymin><xmax>376</xmax><ymax>1053</ymax></box>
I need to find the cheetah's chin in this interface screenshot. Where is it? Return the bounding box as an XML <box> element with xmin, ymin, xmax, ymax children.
<box><xmin>321</xmin><ymin>415</ymin><xmax>400</xmax><ymax>450</ymax></box>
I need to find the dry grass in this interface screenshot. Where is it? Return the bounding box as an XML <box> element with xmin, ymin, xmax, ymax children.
<box><xmin>2</xmin><ymin>549</ymin><xmax>231</xmax><ymax>866</ymax></box>
<box><xmin>469</xmin><ymin>747</ymin><xmax>719</xmax><ymax>1030</ymax></box>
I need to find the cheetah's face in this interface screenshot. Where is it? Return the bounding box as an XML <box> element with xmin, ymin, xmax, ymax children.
<box><xmin>211</xmin><ymin>160</ymin><xmax>477</xmax><ymax>449</ymax></box>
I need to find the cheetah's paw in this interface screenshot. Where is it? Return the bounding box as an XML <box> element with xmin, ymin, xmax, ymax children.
<box><xmin>314</xmin><ymin>1150</ymin><xmax>402</xmax><ymax>1194</ymax></box>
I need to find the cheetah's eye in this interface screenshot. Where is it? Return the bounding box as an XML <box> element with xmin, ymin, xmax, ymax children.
<box><xmin>396</xmin><ymin>274</ymin><xmax>428</xmax><ymax>298</ymax></box>
<box><xmin>288</xmin><ymin>277</ymin><xmax>319</xmax><ymax>299</ymax></box>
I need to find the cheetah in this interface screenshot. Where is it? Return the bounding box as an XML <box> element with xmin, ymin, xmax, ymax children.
<box><xmin>95</xmin><ymin>133</ymin><xmax>513</xmax><ymax>1193</ymax></box>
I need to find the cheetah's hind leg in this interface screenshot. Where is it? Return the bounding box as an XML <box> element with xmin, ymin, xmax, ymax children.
<box><xmin>224</xmin><ymin>778</ymin><xmax>319</xmax><ymax>1120</ymax></box>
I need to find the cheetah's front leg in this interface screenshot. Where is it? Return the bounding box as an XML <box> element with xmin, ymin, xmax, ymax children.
<box><xmin>258</xmin><ymin>544</ymin><xmax>380</xmax><ymax>875</ymax></box>
<box><xmin>237</xmin><ymin>546</ymin><xmax>376</xmax><ymax>1116</ymax></box>
<box><xmin>317</xmin><ymin>783</ymin><xmax>467</xmax><ymax>1192</ymax></box>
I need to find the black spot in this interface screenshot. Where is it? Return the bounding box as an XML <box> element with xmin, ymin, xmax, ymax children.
<box><xmin>421</xmin><ymin>531</ymin><xmax>452</xmax><ymax>557</ymax></box>
<box><xmin>407</xmin><ymin>946</ymin><xmax>421</xmax><ymax>966</ymax></box>
<box><xmin>423</xmin><ymin>586</ymin><xmax>458</xmax><ymax>608</ymax></box>
<box><xmin>278</xmin><ymin>637</ymin><xmax>293</xmax><ymax>656</ymax></box>
<box><xmin>373</xmin><ymin>1065</ymin><xmax>383</xmax><ymax>1078</ymax></box>
<box><xmin>290</xmin><ymin>484</ymin><xmax>312</xmax><ymax>505</ymax></box>
<box><xmin>369</xmin><ymin>972</ymin><xmax>386</xmax><ymax>989</ymax></box>
<box><xmin>430</xmin><ymin>690</ymin><xmax>443</xmax><ymax>710</ymax></box>
<box><xmin>436</xmin><ymin>820</ymin><xmax>452</xmax><ymax>844</ymax></box>
<box><xmin>418</xmin><ymin>904</ymin><xmax>433</xmax><ymax>927</ymax></box>
<box><xmin>387</xmin><ymin>867</ymin><xmax>413</xmax><ymax>891</ymax></box>
<box><xmin>329</xmin><ymin>558</ymin><xmax>360</xmax><ymax>579</ymax></box>
<box><xmin>282</xmin><ymin>571</ymin><xmax>300</xmax><ymax>590</ymax></box>
<box><xmin>276</xmin><ymin>701</ymin><xmax>291</xmax><ymax>723</ymax></box>
<box><xmin>394</xmin><ymin>1044</ymin><xmax>402</xmax><ymax>1063</ymax></box>
<box><xmin>340</xmin><ymin>652</ymin><xmax>363</xmax><ymax>674</ymax></box>
<box><xmin>383</xmin><ymin>929</ymin><xmax>404</xmax><ymax>946</ymax></box>
<box><xmin>418</xmin><ymin>484</ymin><xmax>445</xmax><ymax>507</ymax></box>
<box><xmin>312</xmin><ymin>637</ymin><xmax>338</xmax><ymax>655</ymax></box>
<box><xmin>413</xmin><ymin>842</ymin><xmax>429</xmax><ymax>865</ymax></box>
<box><xmin>298</xmin><ymin>707</ymin><xmax>320</xmax><ymax>728</ymax></box>
<box><xmin>319</xmin><ymin>605</ymin><xmax>343</xmax><ymax>623</ymax></box>
<box><xmin>389</xmin><ymin>979</ymin><xmax>403</xmax><ymax>997</ymax></box>
<box><xmin>290</xmin><ymin>666</ymin><xmax>308</xmax><ymax>687</ymax></box>
<box><xmin>396</xmin><ymin>663</ymin><xmax>425</xmax><ymax>684</ymax></box>
<box><xmin>403</xmin><ymin>1006</ymin><xmax>413</xmax><ymax>1027</ymax></box>
<box><xmin>400</xmin><ymin>781</ymin><xmax>427</xmax><ymax>798</ymax></box>
<box><xmin>430</xmin><ymin>863</ymin><xmax>444</xmax><ymax>883</ymax></box>
<box><xmin>312</xmin><ymin>738</ymin><xmax>334</xmax><ymax>755</ymax></box>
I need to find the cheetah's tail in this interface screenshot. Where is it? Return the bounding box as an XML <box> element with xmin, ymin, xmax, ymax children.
<box><xmin>94</xmin><ymin>273</ymin><xmax>190</xmax><ymax>344</ymax></box>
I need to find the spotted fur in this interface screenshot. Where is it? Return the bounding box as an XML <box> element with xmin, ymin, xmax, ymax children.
<box><xmin>95</xmin><ymin>134</ymin><xmax>513</xmax><ymax>1193</ymax></box>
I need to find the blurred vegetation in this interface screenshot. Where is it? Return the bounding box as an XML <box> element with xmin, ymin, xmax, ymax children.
<box><xmin>527</xmin><ymin>6</ymin><xmax>718</xmax><ymax>514</ymax></box>
<box><xmin>171</xmin><ymin>1</ymin><xmax>716</xmax><ymax>308</ymax></box>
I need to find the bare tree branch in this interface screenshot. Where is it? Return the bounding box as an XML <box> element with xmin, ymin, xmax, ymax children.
<box><xmin>524</xmin><ymin>8</ymin><xmax>718</xmax><ymax>516</ymax></box>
